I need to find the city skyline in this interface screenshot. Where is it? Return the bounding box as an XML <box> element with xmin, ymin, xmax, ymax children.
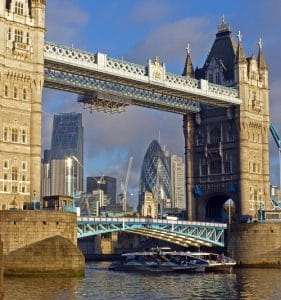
<box><xmin>42</xmin><ymin>1</ymin><xmax>281</xmax><ymax>202</ymax></box>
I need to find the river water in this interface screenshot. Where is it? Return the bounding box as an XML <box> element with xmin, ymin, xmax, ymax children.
<box><xmin>3</xmin><ymin>262</ymin><xmax>281</xmax><ymax>300</ymax></box>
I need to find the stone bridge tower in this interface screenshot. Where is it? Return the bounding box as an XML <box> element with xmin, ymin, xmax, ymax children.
<box><xmin>184</xmin><ymin>18</ymin><xmax>270</xmax><ymax>222</ymax></box>
<box><xmin>0</xmin><ymin>0</ymin><xmax>45</xmax><ymax>209</ymax></box>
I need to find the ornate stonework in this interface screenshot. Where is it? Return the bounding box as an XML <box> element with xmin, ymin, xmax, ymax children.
<box><xmin>0</xmin><ymin>0</ymin><xmax>45</xmax><ymax>209</ymax></box>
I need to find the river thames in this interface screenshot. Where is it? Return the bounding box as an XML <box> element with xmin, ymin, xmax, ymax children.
<box><xmin>3</xmin><ymin>262</ymin><xmax>281</xmax><ymax>300</ymax></box>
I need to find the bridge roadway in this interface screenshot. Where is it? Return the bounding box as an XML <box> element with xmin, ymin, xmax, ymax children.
<box><xmin>77</xmin><ymin>217</ymin><xmax>227</xmax><ymax>248</ymax></box>
<box><xmin>44</xmin><ymin>41</ymin><xmax>241</xmax><ymax>115</ymax></box>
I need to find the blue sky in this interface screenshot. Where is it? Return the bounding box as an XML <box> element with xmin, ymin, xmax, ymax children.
<box><xmin>43</xmin><ymin>0</ymin><xmax>281</xmax><ymax>203</ymax></box>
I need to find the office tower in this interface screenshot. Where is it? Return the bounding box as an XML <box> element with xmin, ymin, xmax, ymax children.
<box><xmin>87</xmin><ymin>176</ymin><xmax>117</xmax><ymax>205</ymax></box>
<box><xmin>170</xmin><ymin>155</ymin><xmax>185</xmax><ymax>209</ymax></box>
<box><xmin>139</xmin><ymin>140</ymin><xmax>172</xmax><ymax>212</ymax></box>
<box><xmin>42</xmin><ymin>112</ymin><xmax>84</xmax><ymax>196</ymax></box>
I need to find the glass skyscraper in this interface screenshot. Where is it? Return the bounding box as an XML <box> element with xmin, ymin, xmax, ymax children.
<box><xmin>41</xmin><ymin>112</ymin><xmax>84</xmax><ymax>197</ymax></box>
<box><xmin>139</xmin><ymin>140</ymin><xmax>172</xmax><ymax>206</ymax></box>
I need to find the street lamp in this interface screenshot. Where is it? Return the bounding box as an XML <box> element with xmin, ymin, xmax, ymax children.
<box><xmin>224</xmin><ymin>198</ymin><xmax>235</xmax><ymax>225</ymax></box>
<box><xmin>32</xmin><ymin>190</ymin><xmax>37</xmax><ymax>210</ymax></box>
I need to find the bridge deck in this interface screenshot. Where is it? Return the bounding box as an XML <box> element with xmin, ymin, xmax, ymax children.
<box><xmin>44</xmin><ymin>41</ymin><xmax>241</xmax><ymax>115</ymax></box>
<box><xmin>77</xmin><ymin>217</ymin><xmax>227</xmax><ymax>247</ymax></box>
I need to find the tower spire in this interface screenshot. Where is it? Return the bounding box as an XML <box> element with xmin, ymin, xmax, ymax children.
<box><xmin>257</xmin><ymin>37</ymin><xmax>268</xmax><ymax>70</ymax></box>
<box><xmin>182</xmin><ymin>44</ymin><xmax>195</xmax><ymax>77</ymax></box>
<box><xmin>235</xmin><ymin>30</ymin><xmax>246</xmax><ymax>63</ymax></box>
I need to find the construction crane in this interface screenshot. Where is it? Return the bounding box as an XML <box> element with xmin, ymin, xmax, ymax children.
<box><xmin>121</xmin><ymin>156</ymin><xmax>133</xmax><ymax>212</ymax></box>
<box><xmin>269</xmin><ymin>122</ymin><xmax>281</xmax><ymax>209</ymax></box>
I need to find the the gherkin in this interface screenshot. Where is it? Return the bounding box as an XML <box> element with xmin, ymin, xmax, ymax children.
<box><xmin>139</xmin><ymin>140</ymin><xmax>171</xmax><ymax>203</ymax></box>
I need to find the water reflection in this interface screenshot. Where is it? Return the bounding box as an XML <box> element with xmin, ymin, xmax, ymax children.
<box><xmin>3</xmin><ymin>262</ymin><xmax>281</xmax><ymax>300</ymax></box>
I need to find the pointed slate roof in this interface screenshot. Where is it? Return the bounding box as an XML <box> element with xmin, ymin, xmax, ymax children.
<box><xmin>195</xmin><ymin>17</ymin><xmax>237</xmax><ymax>82</ymax></box>
<box><xmin>257</xmin><ymin>38</ymin><xmax>268</xmax><ymax>70</ymax></box>
<box><xmin>182</xmin><ymin>45</ymin><xmax>195</xmax><ymax>77</ymax></box>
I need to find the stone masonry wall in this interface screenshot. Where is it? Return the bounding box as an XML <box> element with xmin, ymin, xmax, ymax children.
<box><xmin>0</xmin><ymin>211</ymin><xmax>77</xmax><ymax>255</ymax></box>
<box><xmin>0</xmin><ymin>211</ymin><xmax>84</xmax><ymax>276</ymax></box>
<box><xmin>227</xmin><ymin>223</ymin><xmax>281</xmax><ymax>266</ymax></box>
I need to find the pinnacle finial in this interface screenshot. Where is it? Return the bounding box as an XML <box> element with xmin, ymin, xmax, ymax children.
<box><xmin>258</xmin><ymin>37</ymin><xmax>263</xmax><ymax>49</ymax></box>
<box><xmin>186</xmin><ymin>43</ymin><xmax>191</xmax><ymax>55</ymax></box>
<box><xmin>217</xmin><ymin>15</ymin><xmax>230</xmax><ymax>33</ymax></box>
<box><xmin>237</xmin><ymin>30</ymin><xmax>242</xmax><ymax>43</ymax></box>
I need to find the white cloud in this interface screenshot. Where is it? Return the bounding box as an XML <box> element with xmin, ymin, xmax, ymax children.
<box><xmin>127</xmin><ymin>17</ymin><xmax>212</xmax><ymax>68</ymax></box>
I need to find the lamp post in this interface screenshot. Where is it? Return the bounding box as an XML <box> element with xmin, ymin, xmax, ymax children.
<box><xmin>32</xmin><ymin>190</ymin><xmax>37</xmax><ymax>210</ymax></box>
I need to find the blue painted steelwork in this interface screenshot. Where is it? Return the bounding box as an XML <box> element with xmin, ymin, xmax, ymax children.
<box><xmin>77</xmin><ymin>217</ymin><xmax>227</xmax><ymax>247</ymax></box>
<box><xmin>44</xmin><ymin>41</ymin><xmax>241</xmax><ymax>115</ymax></box>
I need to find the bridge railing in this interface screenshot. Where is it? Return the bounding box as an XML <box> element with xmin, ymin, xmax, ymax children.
<box><xmin>77</xmin><ymin>217</ymin><xmax>227</xmax><ymax>229</ymax></box>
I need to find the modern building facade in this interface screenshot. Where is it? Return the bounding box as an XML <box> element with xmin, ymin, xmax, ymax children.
<box><xmin>170</xmin><ymin>155</ymin><xmax>185</xmax><ymax>210</ymax></box>
<box><xmin>41</xmin><ymin>112</ymin><xmax>84</xmax><ymax>197</ymax></box>
<box><xmin>86</xmin><ymin>176</ymin><xmax>117</xmax><ymax>205</ymax></box>
<box><xmin>183</xmin><ymin>17</ymin><xmax>270</xmax><ymax>221</ymax></box>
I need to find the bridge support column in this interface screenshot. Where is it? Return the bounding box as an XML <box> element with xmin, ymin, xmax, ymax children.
<box><xmin>183</xmin><ymin>114</ymin><xmax>195</xmax><ymax>220</ymax></box>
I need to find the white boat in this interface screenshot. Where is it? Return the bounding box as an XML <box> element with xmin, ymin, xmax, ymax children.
<box><xmin>109</xmin><ymin>248</ymin><xmax>208</xmax><ymax>273</ymax></box>
<box><xmin>189</xmin><ymin>252</ymin><xmax>236</xmax><ymax>272</ymax></box>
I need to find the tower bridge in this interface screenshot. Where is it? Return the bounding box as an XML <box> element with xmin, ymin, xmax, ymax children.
<box><xmin>0</xmin><ymin>1</ymin><xmax>271</xmax><ymax>226</ymax></box>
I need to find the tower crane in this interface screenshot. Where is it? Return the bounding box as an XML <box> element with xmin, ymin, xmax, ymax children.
<box><xmin>269</xmin><ymin>122</ymin><xmax>281</xmax><ymax>209</ymax></box>
<box><xmin>121</xmin><ymin>156</ymin><xmax>133</xmax><ymax>212</ymax></box>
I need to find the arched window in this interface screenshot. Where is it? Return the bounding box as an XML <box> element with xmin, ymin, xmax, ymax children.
<box><xmin>26</xmin><ymin>32</ymin><xmax>29</xmax><ymax>44</ymax></box>
<box><xmin>8</xmin><ymin>28</ymin><xmax>11</xmax><ymax>40</ymax></box>
<box><xmin>210</xmin><ymin>156</ymin><xmax>222</xmax><ymax>174</ymax></box>
<box><xmin>14</xmin><ymin>87</ymin><xmax>18</xmax><ymax>99</ymax></box>
<box><xmin>215</xmin><ymin>72</ymin><xmax>220</xmax><ymax>84</ymax></box>
<box><xmin>4</xmin><ymin>85</ymin><xmax>8</xmax><ymax>97</ymax></box>
<box><xmin>200</xmin><ymin>158</ymin><xmax>208</xmax><ymax>176</ymax></box>
<box><xmin>23</xmin><ymin>88</ymin><xmax>27</xmax><ymax>100</ymax></box>
<box><xmin>209</xmin><ymin>127</ymin><xmax>221</xmax><ymax>144</ymax></box>
<box><xmin>12</xmin><ymin>167</ymin><xmax>18</xmax><ymax>181</ymax></box>
<box><xmin>15</xmin><ymin>2</ymin><xmax>24</xmax><ymax>15</ymax></box>
<box><xmin>3</xmin><ymin>127</ymin><xmax>8</xmax><ymax>141</ymax></box>
<box><xmin>22</xmin><ymin>130</ymin><xmax>27</xmax><ymax>143</ymax></box>
<box><xmin>11</xmin><ymin>128</ymin><xmax>18</xmax><ymax>142</ymax></box>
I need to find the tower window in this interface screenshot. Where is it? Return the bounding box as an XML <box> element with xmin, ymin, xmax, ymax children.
<box><xmin>15</xmin><ymin>30</ymin><xmax>23</xmax><ymax>43</ymax></box>
<box><xmin>208</xmin><ymin>74</ymin><xmax>213</xmax><ymax>83</ymax></box>
<box><xmin>12</xmin><ymin>185</ymin><xmax>18</xmax><ymax>193</ymax></box>
<box><xmin>11</xmin><ymin>128</ymin><xmax>18</xmax><ymax>142</ymax></box>
<box><xmin>12</xmin><ymin>167</ymin><xmax>18</xmax><ymax>181</ymax></box>
<box><xmin>209</xmin><ymin>127</ymin><xmax>221</xmax><ymax>144</ymax></box>
<box><xmin>23</xmin><ymin>88</ymin><xmax>27</xmax><ymax>100</ymax></box>
<box><xmin>22</xmin><ymin>161</ymin><xmax>27</xmax><ymax>170</ymax></box>
<box><xmin>15</xmin><ymin>2</ymin><xmax>24</xmax><ymax>15</ymax></box>
<box><xmin>4</xmin><ymin>160</ymin><xmax>9</xmax><ymax>169</ymax></box>
<box><xmin>14</xmin><ymin>87</ymin><xmax>18</xmax><ymax>99</ymax></box>
<box><xmin>215</xmin><ymin>72</ymin><xmax>220</xmax><ymax>84</ymax></box>
<box><xmin>26</xmin><ymin>33</ymin><xmax>29</xmax><ymax>44</ymax></box>
<box><xmin>8</xmin><ymin>28</ymin><xmax>11</xmax><ymax>40</ymax></box>
<box><xmin>4</xmin><ymin>85</ymin><xmax>8</xmax><ymax>97</ymax></box>
<box><xmin>3</xmin><ymin>127</ymin><xmax>8</xmax><ymax>141</ymax></box>
<box><xmin>22</xmin><ymin>129</ymin><xmax>27</xmax><ymax>143</ymax></box>
<box><xmin>210</xmin><ymin>157</ymin><xmax>222</xmax><ymax>174</ymax></box>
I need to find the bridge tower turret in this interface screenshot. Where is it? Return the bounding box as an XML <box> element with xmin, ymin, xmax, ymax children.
<box><xmin>0</xmin><ymin>0</ymin><xmax>46</xmax><ymax>209</ymax></box>
<box><xmin>184</xmin><ymin>17</ymin><xmax>270</xmax><ymax>221</ymax></box>
<box><xmin>236</xmin><ymin>37</ymin><xmax>270</xmax><ymax>217</ymax></box>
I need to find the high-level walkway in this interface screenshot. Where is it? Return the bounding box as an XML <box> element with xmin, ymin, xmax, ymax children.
<box><xmin>77</xmin><ymin>217</ymin><xmax>227</xmax><ymax>247</ymax></box>
<box><xmin>44</xmin><ymin>41</ymin><xmax>241</xmax><ymax>115</ymax></box>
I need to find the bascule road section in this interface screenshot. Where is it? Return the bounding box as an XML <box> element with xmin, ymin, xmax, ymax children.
<box><xmin>77</xmin><ymin>217</ymin><xmax>227</xmax><ymax>248</ymax></box>
<box><xmin>43</xmin><ymin>41</ymin><xmax>241</xmax><ymax>115</ymax></box>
